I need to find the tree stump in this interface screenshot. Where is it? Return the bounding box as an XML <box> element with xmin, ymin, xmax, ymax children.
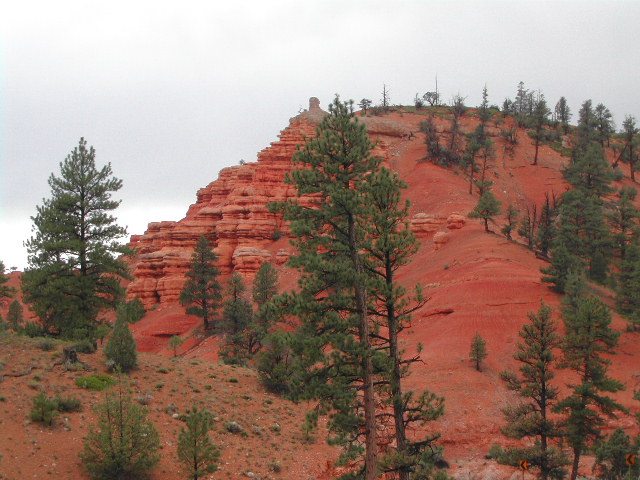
<box><xmin>62</xmin><ymin>347</ymin><xmax>79</xmax><ymax>365</ymax></box>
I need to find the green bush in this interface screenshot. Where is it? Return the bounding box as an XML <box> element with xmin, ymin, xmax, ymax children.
<box><xmin>81</xmin><ymin>380</ymin><xmax>160</xmax><ymax>480</ymax></box>
<box><xmin>30</xmin><ymin>392</ymin><xmax>59</xmax><ymax>426</ymax></box>
<box><xmin>105</xmin><ymin>318</ymin><xmax>137</xmax><ymax>372</ymax></box>
<box><xmin>37</xmin><ymin>338</ymin><xmax>56</xmax><ymax>351</ymax></box>
<box><xmin>73</xmin><ymin>339</ymin><xmax>97</xmax><ymax>354</ymax></box>
<box><xmin>55</xmin><ymin>394</ymin><xmax>82</xmax><ymax>412</ymax></box>
<box><xmin>22</xmin><ymin>321</ymin><xmax>45</xmax><ymax>338</ymax></box>
<box><xmin>76</xmin><ymin>374</ymin><xmax>117</xmax><ymax>391</ymax></box>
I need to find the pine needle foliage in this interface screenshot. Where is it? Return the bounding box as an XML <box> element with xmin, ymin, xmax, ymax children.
<box><xmin>180</xmin><ymin>236</ymin><xmax>222</xmax><ymax>330</ymax></box>
<box><xmin>498</xmin><ymin>302</ymin><xmax>568</xmax><ymax>480</ymax></box>
<box><xmin>22</xmin><ymin>138</ymin><xmax>130</xmax><ymax>340</ymax></box>
<box><xmin>177</xmin><ymin>407</ymin><xmax>220</xmax><ymax>480</ymax></box>
<box><xmin>81</xmin><ymin>380</ymin><xmax>159</xmax><ymax>480</ymax></box>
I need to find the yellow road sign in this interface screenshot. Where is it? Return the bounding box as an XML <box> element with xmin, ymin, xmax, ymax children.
<box><xmin>626</xmin><ymin>454</ymin><xmax>637</xmax><ymax>466</ymax></box>
<box><xmin>519</xmin><ymin>460</ymin><xmax>529</xmax><ymax>471</ymax></box>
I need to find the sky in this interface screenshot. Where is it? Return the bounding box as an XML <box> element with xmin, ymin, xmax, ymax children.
<box><xmin>1</xmin><ymin>0</ymin><xmax>639</xmax><ymax>270</ymax></box>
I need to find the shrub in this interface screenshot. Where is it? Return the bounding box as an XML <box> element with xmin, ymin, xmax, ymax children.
<box><xmin>55</xmin><ymin>395</ymin><xmax>82</xmax><ymax>412</ymax></box>
<box><xmin>22</xmin><ymin>321</ymin><xmax>44</xmax><ymax>338</ymax></box>
<box><xmin>76</xmin><ymin>374</ymin><xmax>117</xmax><ymax>391</ymax></box>
<box><xmin>73</xmin><ymin>339</ymin><xmax>97</xmax><ymax>354</ymax></box>
<box><xmin>81</xmin><ymin>380</ymin><xmax>160</xmax><ymax>480</ymax></box>
<box><xmin>37</xmin><ymin>338</ymin><xmax>56</xmax><ymax>351</ymax></box>
<box><xmin>105</xmin><ymin>317</ymin><xmax>137</xmax><ymax>372</ymax></box>
<box><xmin>30</xmin><ymin>392</ymin><xmax>59</xmax><ymax>426</ymax></box>
<box><xmin>117</xmin><ymin>298</ymin><xmax>146</xmax><ymax>324</ymax></box>
<box><xmin>225</xmin><ymin>421</ymin><xmax>243</xmax><ymax>434</ymax></box>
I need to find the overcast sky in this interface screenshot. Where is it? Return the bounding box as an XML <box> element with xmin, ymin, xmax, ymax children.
<box><xmin>1</xmin><ymin>0</ymin><xmax>639</xmax><ymax>270</ymax></box>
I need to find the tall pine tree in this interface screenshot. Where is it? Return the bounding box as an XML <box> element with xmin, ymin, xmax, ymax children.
<box><xmin>554</xmin><ymin>296</ymin><xmax>625</xmax><ymax>480</ymax></box>
<box><xmin>180</xmin><ymin>236</ymin><xmax>222</xmax><ymax>330</ymax></box>
<box><xmin>499</xmin><ymin>303</ymin><xmax>567</xmax><ymax>480</ymax></box>
<box><xmin>271</xmin><ymin>96</ymin><xmax>383</xmax><ymax>479</ymax></box>
<box><xmin>22</xmin><ymin>138</ymin><xmax>129</xmax><ymax>339</ymax></box>
<box><xmin>364</xmin><ymin>166</ymin><xmax>445</xmax><ymax>479</ymax></box>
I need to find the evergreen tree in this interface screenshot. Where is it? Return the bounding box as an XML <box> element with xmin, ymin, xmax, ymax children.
<box><xmin>0</xmin><ymin>261</ymin><xmax>15</xmax><ymax>304</ymax></box>
<box><xmin>365</xmin><ymin>166</ymin><xmax>445</xmax><ymax>479</ymax></box>
<box><xmin>535</xmin><ymin>192</ymin><xmax>559</xmax><ymax>257</ymax></box>
<box><xmin>592</xmin><ymin>428</ymin><xmax>639</xmax><ymax>480</ymax></box>
<box><xmin>469</xmin><ymin>189</ymin><xmax>502</xmax><ymax>232</ymax></box>
<box><xmin>105</xmin><ymin>316</ymin><xmax>137</xmax><ymax>372</ymax></box>
<box><xmin>469</xmin><ymin>333</ymin><xmax>487</xmax><ymax>372</ymax></box>
<box><xmin>448</xmin><ymin>94</ymin><xmax>467</xmax><ymax>161</ymax></box>
<box><xmin>168</xmin><ymin>335</ymin><xmax>185</xmax><ymax>357</ymax></box>
<box><xmin>7</xmin><ymin>299</ymin><xmax>24</xmax><ymax>331</ymax></box>
<box><xmin>554</xmin><ymin>97</ymin><xmax>572</xmax><ymax>135</ymax></box>
<box><xmin>478</xmin><ymin>85</ymin><xmax>491</xmax><ymax>125</ymax></box>
<box><xmin>180</xmin><ymin>236</ymin><xmax>222</xmax><ymax>330</ymax></box>
<box><xmin>499</xmin><ymin>303</ymin><xmax>567</xmax><ymax>480</ymax></box>
<box><xmin>218</xmin><ymin>273</ymin><xmax>253</xmax><ymax>365</ymax></box>
<box><xmin>116</xmin><ymin>298</ymin><xmax>145</xmax><ymax>323</ymax></box>
<box><xmin>554</xmin><ymin>296</ymin><xmax>625</xmax><ymax>480</ymax></box>
<box><xmin>256</xmin><ymin>330</ymin><xmax>295</xmax><ymax>394</ymax></box>
<box><xmin>501</xmin><ymin>204</ymin><xmax>520</xmax><ymax>240</ymax></box>
<box><xmin>22</xmin><ymin>138</ymin><xmax>129</xmax><ymax>339</ymax></box>
<box><xmin>177</xmin><ymin>407</ymin><xmax>220</xmax><ymax>480</ymax></box>
<box><xmin>81</xmin><ymin>379</ymin><xmax>160</xmax><ymax>480</ymax></box>
<box><xmin>270</xmin><ymin>96</ymin><xmax>383</xmax><ymax>479</ymax></box>
<box><xmin>594</xmin><ymin>103</ymin><xmax>615</xmax><ymax>148</ymax></box>
<box><xmin>620</xmin><ymin>115</ymin><xmax>638</xmax><ymax>182</ymax></box>
<box><xmin>219</xmin><ymin>273</ymin><xmax>252</xmax><ymax>336</ymax></box>
<box><xmin>527</xmin><ymin>94</ymin><xmax>551</xmax><ymax>165</ymax></box>
<box><xmin>246</xmin><ymin>262</ymin><xmax>279</xmax><ymax>353</ymax></box>
<box><xmin>576</xmin><ymin>99</ymin><xmax>597</xmax><ymax>148</ymax></box>
<box><xmin>616</xmin><ymin>238</ymin><xmax>640</xmax><ymax>330</ymax></box>
<box><xmin>543</xmin><ymin>143</ymin><xmax>614</xmax><ymax>289</ymax></box>
<box><xmin>358</xmin><ymin>98</ymin><xmax>372</xmax><ymax>116</ymax></box>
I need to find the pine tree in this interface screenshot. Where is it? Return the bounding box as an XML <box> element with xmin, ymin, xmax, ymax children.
<box><xmin>21</xmin><ymin>138</ymin><xmax>129</xmax><ymax>339</ymax></box>
<box><xmin>218</xmin><ymin>273</ymin><xmax>253</xmax><ymax>365</ymax></box>
<box><xmin>246</xmin><ymin>262</ymin><xmax>279</xmax><ymax>353</ymax></box>
<box><xmin>592</xmin><ymin>428</ymin><xmax>639</xmax><ymax>480</ymax></box>
<box><xmin>177</xmin><ymin>407</ymin><xmax>220</xmax><ymax>480</ymax></box>
<box><xmin>594</xmin><ymin>103</ymin><xmax>615</xmax><ymax>148</ymax></box>
<box><xmin>527</xmin><ymin>94</ymin><xmax>551</xmax><ymax>165</ymax></box>
<box><xmin>543</xmin><ymin>143</ymin><xmax>614</xmax><ymax>290</ymax></box>
<box><xmin>501</xmin><ymin>204</ymin><xmax>520</xmax><ymax>240</ymax></box>
<box><xmin>0</xmin><ymin>260</ymin><xmax>15</xmax><ymax>305</ymax></box>
<box><xmin>535</xmin><ymin>192</ymin><xmax>559</xmax><ymax>257</ymax></box>
<box><xmin>168</xmin><ymin>335</ymin><xmax>185</xmax><ymax>357</ymax></box>
<box><xmin>469</xmin><ymin>189</ymin><xmax>502</xmax><ymax>232</ymax></box>
<box><xmin>576</xmin><ymin>99</ymin><xmax>597</xmax><ymax>147</ymax></box>
<box><xmin>469</xmin><ymin>333</ymin><xmax>488</xmax><ymax>372</ymax></box>
<box><xmin>105</xmin><ymin>316</ymin><xmax>137</xmax><ymax>372</ymax></box>
<box><xmin>554</xmin><ymin>296</ymin><xmax>625</xmax><ymax>480</ymax></box>
<box><xmin>499</xmin><ymin>303</ymin><xmax>567</xmax><ymax>480</ymax></box>
<box><xmin>616</xmin><ymin>238</ymin><xmax>640</xmax><ymax>330</ymax></box>
<box><xmin>271</xmin><ymin>96</ymin><xmax>383</xmax><ymax>479</ymax></box>
<box><xmin>554</xmin><ymin>97</ymin><xmax>572</xmax><ymax>135</ymax></box>
<box><xmin>365</xmin><ymin>166</ymin><xmax>445</xmax><ymax>479</ymax></box>
<box><xmin>7</xmin><ymin>299</ymin><xmax>24</xmax><ymax>331</ymax></box>
<box><xmin>358</xmin><ymin>98</ymin><xmax>372</xmax><ymax>116</ymax></box>
<box><xmin>180</xmin><ymin>236</ymin><xmax>222</xmax><ymax>330</ymax></box>
<box><xmin>81</xmin><ymin>379</ymin><xmax>160</xmax><ymax>480</ymax></box>
<box><xmin>116</xmin><ymin>298</ymin><xmax>145</xmax><ymax>323</ymax></box>
<box><xmin>620</xmin><ymin>115</ymin><xmax>638</xmax><ymax>182</ymax></box>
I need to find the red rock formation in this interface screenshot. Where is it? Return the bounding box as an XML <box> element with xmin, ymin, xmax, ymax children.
<box><xmin>127</xmin><ymin>100</ymin><xmax>319</xmax><ymax>306</ymax></box>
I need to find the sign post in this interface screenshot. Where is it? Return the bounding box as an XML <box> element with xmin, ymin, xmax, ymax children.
<box><xmin>626</xmin><ymin>454</ymin><xmax>636</xmax><ymax>480</ymax></box>
<box><xmin>519</xmin><ymin>460</ymin><xmax>529</xmax><ymax>480</ymax></box>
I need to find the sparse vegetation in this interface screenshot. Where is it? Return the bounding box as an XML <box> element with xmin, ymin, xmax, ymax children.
<box><xmin>76</xmin><ymin>373</ymin><xmax>117</xmax><ymax>391</ymax></box>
